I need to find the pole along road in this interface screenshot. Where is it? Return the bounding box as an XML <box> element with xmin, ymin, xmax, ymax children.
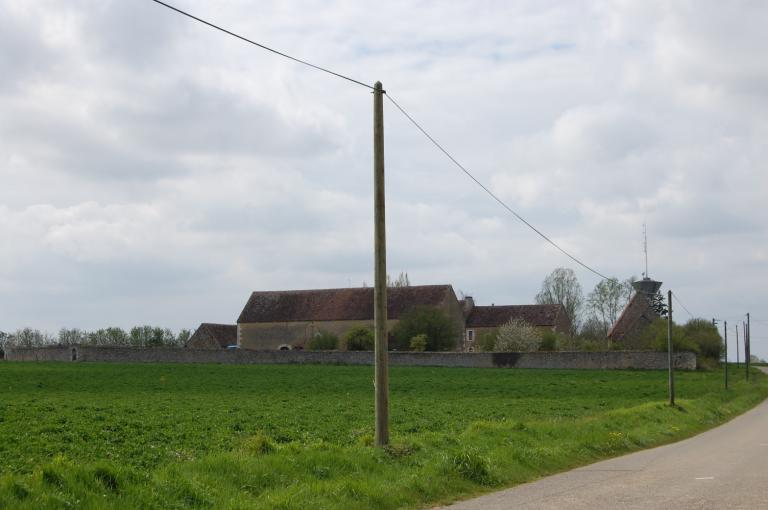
<box><xmin>438</xmin><ymin>368</ymin><xmax>768</xmax><ymax>510</ymax></box>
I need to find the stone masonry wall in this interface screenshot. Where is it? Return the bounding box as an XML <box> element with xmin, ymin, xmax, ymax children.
<box><xmin>4</xmin><ymin>347</ymin><xmax>697</xmax><ymax>370</ymax></box>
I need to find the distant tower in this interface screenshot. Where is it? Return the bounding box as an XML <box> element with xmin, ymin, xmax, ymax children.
<box><xmin>633</xmin><ymin>222</ymin><xmax>662</xmax><ymax>297</ymax></box>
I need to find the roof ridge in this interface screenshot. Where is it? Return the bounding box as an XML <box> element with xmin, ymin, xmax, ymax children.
<box><xmin>248</xmin><ymin>284</ymin><xmax>453</xmax><ymax>295</ymax></box>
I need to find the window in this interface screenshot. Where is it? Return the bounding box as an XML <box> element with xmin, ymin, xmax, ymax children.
<box><xmin>466</xmin><ymin>329</ymin><xmax>475</xmax><ymax>344</ymax></box>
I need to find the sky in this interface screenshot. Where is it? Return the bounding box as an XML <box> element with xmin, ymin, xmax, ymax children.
<box><xmin>0</xmin><ymin>0</ymin><xmax>766</xmax><ymax>359</ymax></box>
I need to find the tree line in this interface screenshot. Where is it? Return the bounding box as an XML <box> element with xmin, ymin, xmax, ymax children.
<box><xmin>0</xmin><ymin>326</ymin><xmax>192</xmax><ymax>353</ymax></box>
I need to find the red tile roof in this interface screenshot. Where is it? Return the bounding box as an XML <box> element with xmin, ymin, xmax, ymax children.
<box><xmin>237</xmin><ymin>285</ymin><xmax>455</xmax><ymax>323</ymax></box>
<box><xmin>466</xmin><ymin>304</ymin><xmax>565</xmax><ymax>328</ymax></box>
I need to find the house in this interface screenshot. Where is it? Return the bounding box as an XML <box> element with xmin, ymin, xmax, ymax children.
<box><xmin>187</xmin><ymin>323</ymin><xmax>238</xmax><ymax>349</ymax></box>
<box><xmin>236</xmin><ymin>285</ymin><xmax>465</xmax><ymax>350</ymax></box>
<box><xmin>608</xmin><ymin>293</ymin><xmax>657</xmax><ymax>347</ymax></box>
<box><xmin>462</xmin><ymin>298</ymin><xmax>572</xmax><ymax>351</ymax></box>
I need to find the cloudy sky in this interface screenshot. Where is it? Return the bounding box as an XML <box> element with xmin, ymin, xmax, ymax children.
<box><xmin>1</xmin><ymin>0</ymin><xmax>766</xmax><ymax>358</ymax></box>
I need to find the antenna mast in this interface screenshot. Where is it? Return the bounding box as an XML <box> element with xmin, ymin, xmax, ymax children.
<box><xmin>643</xmin><ymin>222</ymin><xmax>649</xmax><ymax>278</ymax></box>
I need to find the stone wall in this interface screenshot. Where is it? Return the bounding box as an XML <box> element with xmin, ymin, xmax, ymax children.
<box><xmin>4</xmin><ymin>346</ymin><xmax>697</xmax><ymax>370</ymax></box>
<box><xmin>4</xmin><ymin>346</ymin><xmax>76</xmax><ymax>362</ymax></box>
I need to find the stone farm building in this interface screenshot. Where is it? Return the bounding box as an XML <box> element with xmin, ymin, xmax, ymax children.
<box><xmin>191</xmin><ymin>284</ymin><xmax>571</xmax><ymax>351</ymax></box>
<box><xmin>186</xmin><ymin>323</ymin><xmax>238</xmax><ymax>349</ymax></box>
<box><xmin>462</xmin><ymin>298</ymin><xmax>572</xmax><ymax>351</ymax></box>
<box><xmin>237</xmin><ymin>285</ymin><xmax>463</xmax><ymax>350</ymax></box>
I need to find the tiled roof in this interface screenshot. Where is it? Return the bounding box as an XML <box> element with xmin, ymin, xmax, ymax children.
<box><xmin>194</xmin><ymin>323</ymin><xmax>237</xmax><ymax>348</ymax></box>
<box><xmin>608</xmin><ymin>293</ymin><xmax>654</xmax><ymax>341</ymax></box>
<box><xmin>237</xmin><ymin>285</ymin><xmax>455</xmax><ymax>323</ymax></box>
<box><xmin>465</xmin><ymin>304</ymin><xmax>564</xmax><ymax>328</ymax></box>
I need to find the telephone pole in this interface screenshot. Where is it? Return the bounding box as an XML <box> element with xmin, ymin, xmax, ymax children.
<box><xmin>746</xmin><ymin>313</ymin><xmax>751</xmax><ymax>381</ymax></box>
<box><xmin>723</xmin><ymin>320</ymin><xmax>728</xmax><ymax>390</ymax></box>
<box><xmin>667</xmin><ymin>290</ymin><xmax>675</xmax><ymax>406</ymax></box>
<box><xmin>735</xmin><ymin>324</ymin><xmax>740</xmax><ymax>369</ymax></box>
<box><xmin>373</xmin><ymin>81</ymin><xmax>389</xmax><ymax>447</ymax></box>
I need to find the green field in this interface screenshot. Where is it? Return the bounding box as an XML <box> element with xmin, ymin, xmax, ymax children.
<box><xmin>0</xmin><ymin>363</ymin><xmax>766</xmax><ymax>509</ymax></box>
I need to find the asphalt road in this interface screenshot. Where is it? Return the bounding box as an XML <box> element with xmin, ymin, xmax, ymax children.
<box><xmin>438</xmin><ymin>368</ymin><xmax>768</xmax><ymax>510</ymax></box>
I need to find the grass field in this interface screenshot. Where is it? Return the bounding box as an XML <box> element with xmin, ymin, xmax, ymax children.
<box><xmin>0</xmin><ymin>363</ymin><xmax>766</xmax><ymax>509</ymax></box>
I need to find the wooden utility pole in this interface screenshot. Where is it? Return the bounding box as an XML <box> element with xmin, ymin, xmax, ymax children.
<box><xmin>736</xmin><ymin>324</ymin><xmax>740</xmax><ymax>369</ymax></box>
<box><xmin>724</xmin><ymin>320</ymin><xmax>728</xmax><ymax>390</ymax></box>
<box><xmin>746</xmin><ymin>313</ymin><xmax>751</xmax><ymax>381</ymax></box>
<box><xmin>373</xmin><ymin>81</ymin><xmax>389</xmax><ymax>447</ymax></box>
<box><xmin>744</xmin><ymin>321</ymin><xmax>748</xmax><ymax>380</ymax></box>
<box><xmin>667</xmin><ymin>290</ymin><xmax>675</xmax><ymax>406</ymax></box>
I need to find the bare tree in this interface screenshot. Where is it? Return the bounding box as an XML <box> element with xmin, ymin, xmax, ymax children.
<box><xmin>535</xmin><ymin>267</ymin><xmax>583</xmax><ymax>334</ymax></box>
<box><xmin>586</xmin><ymin>277</ymin><xmax>634</xmax><ymax>336</ymax></box>
<box><xmin>58</xmin><ymin>328</ymin><xmax>86</xmax><ymax>346</ymax></box>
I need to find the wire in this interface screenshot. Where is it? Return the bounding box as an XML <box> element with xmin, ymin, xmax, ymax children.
<box><xmin>149</xmin><ymin>0</ymin><xmax>373</xmax><ymax>90</ymax></box>
<box><xmin>671</xmin><ymin>293</ymin><xmax>694</xmax><ymax>318</ymax></box>
<box><xmin>385</xmin><ymin>93</ymin><xmax>611</xmax><ymax>280</ymax></box>
<box><xmin>147</xmin><ymin>0</ymin><xmax>658</xmax><ymax>285</ymax></box>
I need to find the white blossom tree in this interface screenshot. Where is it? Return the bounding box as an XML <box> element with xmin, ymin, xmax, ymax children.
<box><xmin>495</xmin><ymin>318</ymin><xmax>542</xmax><ymax>352</ymax></box>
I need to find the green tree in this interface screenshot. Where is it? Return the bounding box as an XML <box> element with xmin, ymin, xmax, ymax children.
<box><xmin>536</xmin><ymin>267</ymin><xmax>583</xmax><ymax>334</ymax></box>
<box><xmin>682</xmin><ymin>318</ymin><xmax>722</xmax><ymax>360</ymax></box>
<box><xmin>129</xmin><ymin>326</ymin><xmax>153</xmax><ymax>347</ymax></box>
<box><xmin>636</xmin><ymin>319</ymin><xmax>696</xmax><ymax>353</ymax></box>
<box><xmin>392</xmin><ymin>306</ymin><xmax>459</xmax><ymax>351</ymax></box>
<box><xmin>99</xmin><ymin>327</ymin><xmax>129</xmax><ymax>346</ymax></box>
<box><xmin>307</xmin><ymin>331</ymin><xmax>338</xmax><ymax>350</ymax></box>
<box><xmin>177</xmin><ymin>329</ymin><xmax>192</xmax><ymax>347</ymax></box>
<box><xmin>344</xmin><ymin>326</ymin><xmax>374</xmax><ymax>351</ymax></box>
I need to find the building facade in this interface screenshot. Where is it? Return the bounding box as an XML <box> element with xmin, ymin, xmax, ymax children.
<box><xmin>461</xmin><ymin>301</ymin><xmax>572</xmax><ymax>351</ymax></box>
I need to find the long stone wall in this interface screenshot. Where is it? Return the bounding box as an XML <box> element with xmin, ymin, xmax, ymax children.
<box><xmin>4</xmin><ymin>346</ymin><xmax>697</xmax><ymax>370</ymax></box>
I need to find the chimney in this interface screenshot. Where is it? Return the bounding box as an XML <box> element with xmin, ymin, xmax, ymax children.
<box><xmin>463</xmin><ymin>296</ymin><xmax>475</xmax><ymax>316</ymax></box>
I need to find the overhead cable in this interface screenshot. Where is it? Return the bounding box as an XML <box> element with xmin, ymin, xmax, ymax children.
<box><xmin>385</xmin><ymin>93</ymin><xmax>611</xmax><ymax>280</ymax></box>
<box><xmin>149</xmin><ymin>0</ymin><xmax>373</xmax><ymax>90</ymax></box>
<box><xmin>671</xmin><ymin>293</ymin><xmax>694</xmax><ymax>318</ymax></box>
<box><xmin>149</xmin><ymin>1</ymin><xmax>616</xmax><ymax>282</ymax></box>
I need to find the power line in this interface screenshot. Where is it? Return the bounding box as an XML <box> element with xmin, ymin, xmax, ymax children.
<box><xmin>671</xmin><ymin>293</ymin><xmax>694</xmax><ymax>318</ymax></box>
<box><xmin>149</xmin><ymin>0</ymin><xmax>373</xmax><ymax>90</ymax></box>
<box><xmin>385</xmin><ymin>93</ymin><xmax>611</xmax><ymax>280</ymax></box>
<box><xmin>148</xmin><ymin>1</ymin><xmax>633</xmax><ymax>283</ymax></box>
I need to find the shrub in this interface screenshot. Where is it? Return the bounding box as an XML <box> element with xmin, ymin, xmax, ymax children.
<box><xmin>682</xmin><ymin>319</ymin><xmax>722</xmax><ymax>360</ymax></box>
<box><xmin>307</xmin><ymin>331</ymin><xmax>338</xmax><ymax>350</ymax></box>
<box><xmin>409</xmin><ymin>334</ymin><xmax>427</xmax><ymax>351</ymax></box>
<box><xmin>477</xmin><ymin>331</ymin><xmax>497</xmax><ymax>352</ymax></box>
<box><xmin>579</xmin><ymin>340</ymin><xmax>603</xmax><ymax>352</ymax></box>
<box><xmin>344</xmin><ymin>326</ymin><xmax>374</xmax><ymax>351</ymax></box>
<box><xmin>495</xmin><ymin>319</ymin><xmax>541</xmax><ymax>352</ymax></box>
<box><xmin>638</xmin><ymin>319</ymin><xmax>698</xmax><ymax>353</ymax></box>
<box><xmin>392</xmin><ymin>306</ymin><xmax>460</xmax><ymax>351</ymax></box>
<box><xmin>539</xmin><ymin>330</ymin><xmax>560</xmax><ymax>351</ymax></box>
